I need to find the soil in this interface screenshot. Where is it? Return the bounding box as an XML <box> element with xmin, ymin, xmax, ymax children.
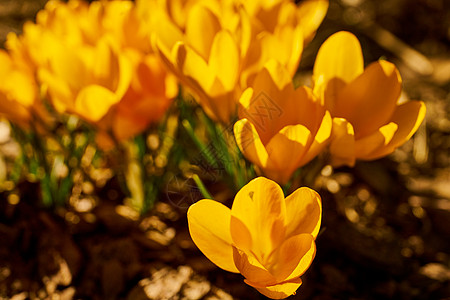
<box><xmin>0</xmin><ymin>0</ymin><xmax>449</xmax><ymax>299</ymax></box>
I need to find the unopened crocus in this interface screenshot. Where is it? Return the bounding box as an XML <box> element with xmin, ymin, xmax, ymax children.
<box><xmin>234</xmin><ymin>60</ymin><xmax>332</xmax><ymax>184</ymax></box>
<box><xmin>188</xmin><ymin>177</ymin><xmax>321</xmax><ymax>299</ymax></box>
<box><xmin>312</xmin><ymin>31</ymin><xmax>426</xmax><ymax>167</ymax></box>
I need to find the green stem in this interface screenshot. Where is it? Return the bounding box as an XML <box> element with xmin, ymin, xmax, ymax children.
<box><xmin>192</xmin><ymin>174</ymin><xmax>213</xmax><ymax>199</ymax></box>
<box><xmin>182</xmin><ymin>119</ymin><xmax>217</xmax><ymax>168</ymax></box>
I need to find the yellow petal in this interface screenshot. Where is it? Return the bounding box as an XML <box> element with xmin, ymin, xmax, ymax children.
<box><xmin>297</xmin><ymin>0</ymin><xmax>329</xmax><ymax>43</ymax></box>
<box><xmin>270</xmin><ymin>234</ymin><xmax>316</xmax><ymax>281</ymax></box>
<box><xmin>152</xmin><ymin>13</ymin><xmax>184</xmax><ymax>60</ymax></box>
<box><xmin>232</xmin><ymin>246</ymin><xmax>277</xmax><ymax>286</ymax></box>
<box><xmin>335</xmin><ymin>60</ymin><xmax>402</xmax><ymax>138</ymax></box>
<box><xmin>285</xmin><ymin>188</ymin><xmax>322</xmax><ymax>239</ymax></box>
<box><xmin>234</xmin><ymin>117</ymin><xmax>269</xmax><ymax>168</ymax></box>
<box><xmin>257</xmin><ymin>59</ymin><xmax>292</xmax><ymax>92</ymax></box>
<box><xmin>259</xmin><ymin>25</ymin><xmax>303</xmax><ymax>77</ymax></box>
<box><xmin>284</xmin><ymin>234</ymin><xmax>316</xmax><ymax>281</ymax></box>
<box><xmin>185</xmin><ymin>4</ymin><xmax>221</xmax><ymax>61</ymax></box>
<box><xmin>230</xmin><ymin>177</ymin><xmax>286</xmax><ymax>261</ymax></box>
<box><xmin>301</xmin><ymin>110</ymin><xmax>332</xmax><ymax>164</ymax></box>
<box><xmin>177</xmin><ymin>43</ymin><xmax>214</xmax><ymax>93</ymax></box>
<box><xmin>313</xmin><ymin>31</ymin><xmax>363</xmax><ymax>110</ymax></box>
<box><xmin>39</xmin><ymin>68</ymin><xmax>74</xmax><ymax>113</ymax></box>
<box><xmin>201</xmin><ymin>85</ymin><xmax>237</xmax><ymax>122</ymax></box>
<box><xmin>329</xmin><ymin>118</ymin><xmax>356</xmax><ymax>167</ymax></box>
<box><xmin>364</xmin><ymin>101</ymin><xmax>426</xmax><ymax>160</ymax></box>
<box><xmin>49</xmin><ymin>42</ymin><xmax>86</xmax><ymax>92</ymax></box>
<box><xmin>245</xmin><ymin>277</ymin><xmax>302</xmax><ymax>299</ymax></box>
<box><xmin>265</xmin><ymin>124</ymin><xmax>312</xmax><ymax>184</ymax></box>
<box><xmin>75</xmin><ymin>85</ymin><xmax>119</xmax><ymax>122</ymax></box>
<box><xmin>354</xmin><ymin>122</ymin><xmax>398</xmax><ymax>158</ymax></box>
<box><xmin>209</xmin><ymin>30</ymin><xmax>239</xmax><ymax>91</ymax></box>
<box><xmin>240</xmin><ymin>61</ymin><xmax>294</xmax><ymax>143</ymax></box>
<box><xmin>187</xmin><ymin>199</ymin><xmax>239</xmax><ymax>273</ymax></box>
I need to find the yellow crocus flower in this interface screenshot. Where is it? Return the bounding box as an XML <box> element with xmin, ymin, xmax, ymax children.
<box><xmin>0</xmin><ymin>50</ymin><xmax>35</xmax><ymax>128</ymax></box>
<box><xmin>38</xmin><ymin>36</ymin><xmax>132</xmax><ymax>123</ymax></box>
<box><xmin>234</xmin><ymin>60</ymin><xmax>332</xmax><ymax>184</ymax></box>
<box><xmin>153</xmin><ymin>2</ymin><xmax>243</xmax><ymax>123</ymax></box>
<box><xmin>188</xmin><ymin>177</ymin><xmax>321</xmax><ymax>299</ymax></box>
<box><xmin>153</xmin><ymin>0</ymin><xmax>328</xmax><ymax>123</ymax></box>
<box><xmin>7</xmin><ymin>0</ymin><xmax>177</xmax><ymax>145</ymax></box>
<box><xmin>0</xmin><ymin>50</ymin><xmax>51</xmax><ymax>130</ymax></box>
<box><xmin>312</xmin><ymin>31</ymin><xmax>426</xmax><ymax>167</ymax></box>
<box><xmin>97</xmin><ymin>54</ymin><xmax>178</xmax><ymax>146</ymax></box>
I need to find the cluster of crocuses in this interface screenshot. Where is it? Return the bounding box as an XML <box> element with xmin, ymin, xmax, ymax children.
<box><xmin>1</xmin><ymin>0</ymin><xmax>177</xmax><ymax>148</ymax></box>
<box><xmin>0</xmin><ymin>0</ymin><xmax>426</xmax><ymax>299</ymax></box>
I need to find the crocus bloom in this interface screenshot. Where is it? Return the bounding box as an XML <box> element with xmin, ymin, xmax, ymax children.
<box><xmin>0</xmin><ymin>50</ymin><xmax>50</xmax><ymax>130</ymax></box>
<box><xmin>234</xmin><ymin>60</ymin><xmax>332</xmax><ymax>184</ymax></box>
<box><xmin>312</xmin><ymin>31</ymin><xmax>426</xmax><ymax>167</ymax></box>
<box><xmin>188</xmin><ymin>177</ymin><xmax>321</xmax><ymax>299</ymax></box>
<box><xmin>96</xmin><ymin>54</ymin><xmax>178</xmax><ymax>147</ymax></box>
<box><xmin>7</xmin><ymin>0</ymin><xmax>177</xmax><ymax>145</ymax></box>
<box><xmin>38</xmin><ymin>37</ymin><xmax>132</xmax><ymax>123</ymax></box>
<box><xmin>153</xmin><ymin>0</ymin><xmax>328</xmax><ymax>123</ymax></box>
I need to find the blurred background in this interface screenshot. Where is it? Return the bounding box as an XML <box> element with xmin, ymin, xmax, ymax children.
<box><xmin>0</xmin><ymin>0</ymin><xmax>449</xmax><ymax>299</ymax></box>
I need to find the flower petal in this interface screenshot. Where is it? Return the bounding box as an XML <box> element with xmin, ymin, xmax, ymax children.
<box><xmin>239</xmin><ymin>61</ymin><xmax>294</xmax><ymax>143</ymax></box>
<box><xmin>329</xmin><ymin>117</ymin><xmax>356</xmax><ymax>167</ymax></box>
<box><xmin>185</xmin><ymin>5</ymin><xmax>221</xmax><ymax>61</ymax></box>
<box><xmin>301</xmin><ymin>110</ymin><xmax>332</xmax><ymax>164</ymax></box>
<box><xmin>187</xmin><ymin>199</ymin><xmax>239</xmax><ymax>273</ymax></box>
<box><xmin>297</xmin><ymin>0</ymin><xmax>329</xmax><ymax>43</ymax></box>
<box><xmin>230</xmin><ymin>177</ymin><xmax>286</xmax><ymax>262</ymax></box>
<box><xmin>245</xmin><ymin>277</ymin><xmax>302</xmax><ymax>299</ymax></box>
<box><xmin>75</xmin><ymin>85</ymin><xmax>119</xmax><ymax>122</ymax></box>
<box><xmin>152</xmin><ymin>13</ymin><xmax>184</xmax><ymax>66</ymax></box>
<box><xmin>265</xmin><ymin>124</ymin><xmax>312</xmax><ymax>183</ymax></box>
<box><xmin>270</xmin><ymin>234</ymin><xmax>316</xmax><ymax>281</ymax></box>
<box><xmin>234</xmin><ymin>117</ymin><xmax>269</xmax><ymax>168</ymax></box>
<box><xmin>284</xmin><ymin>187</ymin><xmax>322</xmax><ymax>239</ymax></box>
<box><xmin>284</xmin><ymin>234</ymin><xmax>316</xmax><ymax>281</ymax></box>
<box><xmin>176</xmin><ymin>42</ymin><xmax>215</xmax><ymax>93</ymax></box>
<box><xmin>232</xmin><ymin>246</ymin><xmax>277</xmax><ymax>286</ymax></box>
<box><xmin>209</xmin><ymin>30</ymin><xmax>239</xmax><ymax>91</ymax></box>
<box><xmin>335</xmin><ymin>60</ymin><xmax>402</xmax><ymax>139</ymax></box>
<box><xmin>364</xmin><ymin>101</ymin><xmax>426</xmax><ymax>160</ymax></box>
<box><xmin>354</xmin><ymin>122</ymin><xmax>398</xmax><ymax>159</ymax></box>
<box><xmin>313</xmin><ymin>31</ymin><xmax>363</xmax><ymax>108</ymax></box>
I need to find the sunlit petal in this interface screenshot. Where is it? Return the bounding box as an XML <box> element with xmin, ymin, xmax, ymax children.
<box><xmin>234</xmin><ymin>117</ymin><xmax>269</xmax><ymax>168</ymax></box>
<box><xmin>271</xmin><ymin>234</ymin><xmax>316</xmax><ymax>281</ymax></box>
<box><xmin>75</xmin><ymin>85</ymin><xmax>119</xmax><ymax>122</ymax></box>
<box><xmin>354</xmin><ymin>122</ymin><xmax>398</xmax><ymax>158</ymax></box>
<box><xmin>364</xmin><ymin>101</ymin><xmax>426</xmax><ymax>160</ymax></box>
<box><xmin>232</xmin><ymin>246</ymin><xmax>277</xmax><ymax>286</ymax></box>
<box><xmin>187</xmin><ymin>199</ymin><xmax>239</xmax><ymax>273</ymax></box>
<box><xmin>209</xmin><ymin>30</ymin><xmax>239</xmax><ymax>91</ymax></box>
<box><xmin>231</xmin><ymin>177</ymin><xmax>286</xmax><ymax>261</ymax></box>
<box><xmin>335</xmin><ymin>60</ymin><xmax>402</xmax><ymax>138</ymax></box>
<box><xmin>297</xmin><ymin>0</ymin><xmax>329</xmax><ymax>43</ymax></box>
<box><xmin>185</xmin><ymin>5</ymin><xmax>220</xmax><ymax>61</ymax></box>
<box><xmin>329</xmin><ymin>117</ymin><xmax>356</xmax><ymax>167</ymax></box>
<box><xmin>265</xmin><ymin>124</ymin><xmax>312</xmax><ymax>183</ymax></box>
<box><xmin>246</xmin><ymin>277</ymin><xmax>302</xmax><ymax>299</ymax></box>
<box><xmin>285</xmin><ymin>188</ymin><xmax>322</xmax><ymax>238</ymax></box>
<box><xmin>313</xmin><ymin>31</ymin><xmax>363</xmax><ymax>111</ymax></box>
<box><xmin>301</xmin><ymin>110</ymin><xmax>332</xmax><ymax>164</ymax></box>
